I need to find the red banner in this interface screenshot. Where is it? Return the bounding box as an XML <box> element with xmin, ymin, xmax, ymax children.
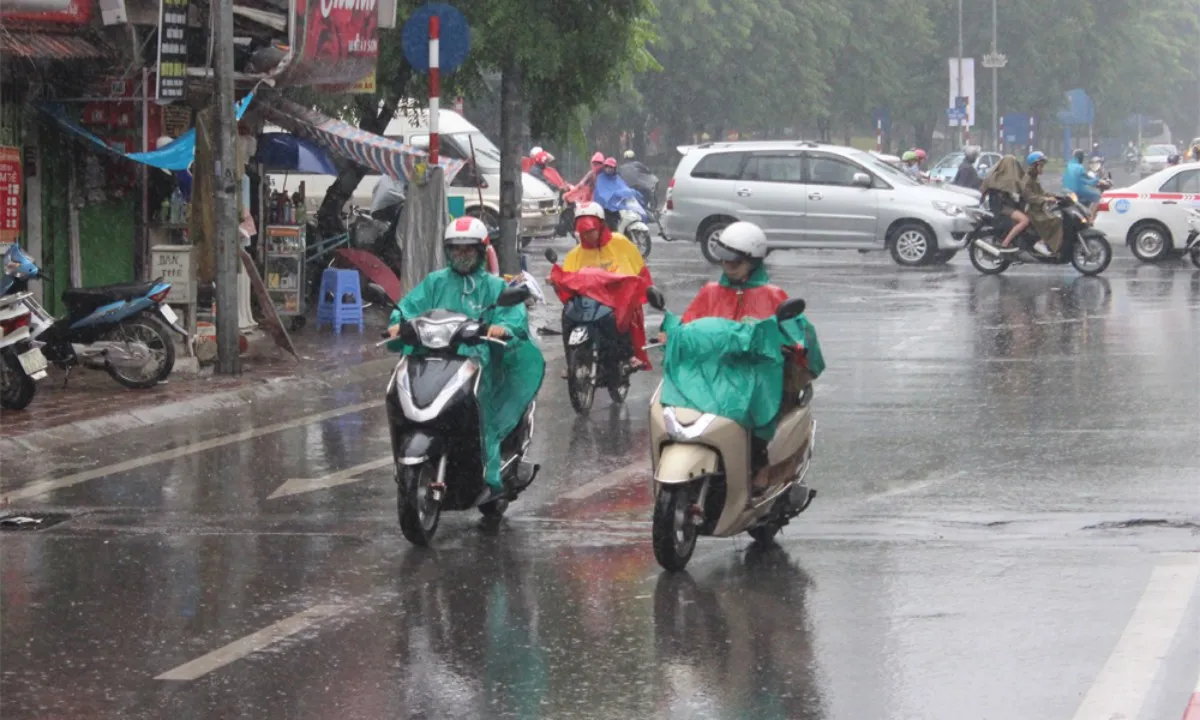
<box><xmin>1</xmin><ymin>0</ymin><xmax>92</xmax><ymax>25</ymax></box>
<box><xmin>276</xmin><ymin>0</ymin><xmax>379</xmax><ymax>87</ymax></box>
<box><xmin>0</xmin><ymin>147</ymin><xmax>23</xmax><ymax>244</ymax></box>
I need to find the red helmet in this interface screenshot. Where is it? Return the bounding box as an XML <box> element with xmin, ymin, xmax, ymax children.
<box><xmin>533</xmin><ymin>151</ymin><xmax>550</xmax><ymax>165</ymax></box>
<box><xmin>603</xmin><ymin>157</ymin><xmax>618</xmax><ymax>169</ymax></box>
<box><xmin>590</xmin><ymin>151</ymin><xmax>604</xmax><ymax>165</ymax></box>
<box><xmin>914</xmin><ymin>148</ymin><xmax>927</xmax><ymax>161</ymax></box>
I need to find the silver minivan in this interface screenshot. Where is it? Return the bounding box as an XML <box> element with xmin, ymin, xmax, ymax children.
<box><xmin>659</xmin><ymin>141</ymin><xmax>980</xmax><ymax>266</ymax></box>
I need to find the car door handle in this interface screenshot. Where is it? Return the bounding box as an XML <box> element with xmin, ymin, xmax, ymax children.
<box><xmin>736</xmin><ymin>187</ymin><xmax>752</xmax><ymax>197</ymax></box>
<box><xmin>808</xmin><ymin>192</ymin><xmax>823</xmax><ymax>200</ymax></box>
<box><xmin>1163</xmin><ymin>200</ymin><xmax>1178</xmax><ymax>205</ymax></box>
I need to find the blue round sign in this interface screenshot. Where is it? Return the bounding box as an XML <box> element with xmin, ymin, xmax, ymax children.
<box><xmin>1114</xmin><ymin>198</ymin><xmax>1131</xmax><ymax>214</ymax></box>
<box><xmin>402</xmin><ymin>3</ymin><xmax>471</xmax><ymax>74</ymax></box>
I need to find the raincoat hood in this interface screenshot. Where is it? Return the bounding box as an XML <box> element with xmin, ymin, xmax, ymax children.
<box><xmin>979</xmin><ymin>155</ymin><xmax>1025</xmax><ymax>197</ymax></box>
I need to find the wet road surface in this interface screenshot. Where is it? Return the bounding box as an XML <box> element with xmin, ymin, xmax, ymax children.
<box><xmin>2</xmin><ymin>240</ymin><xmax>1199</xmax><ymax>720</ymax></box>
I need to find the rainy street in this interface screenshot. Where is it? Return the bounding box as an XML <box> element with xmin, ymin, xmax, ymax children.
<box><xmin>1</xmin><ymin>241</ymin><xmax>1198</xmax><ymax>720</ymax></box>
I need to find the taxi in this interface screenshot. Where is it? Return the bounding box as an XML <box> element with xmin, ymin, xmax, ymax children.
<box><xmin>1094</xmin><ymin>162</ymin><xmax>1200</xmax><ymax>262</ymax></box>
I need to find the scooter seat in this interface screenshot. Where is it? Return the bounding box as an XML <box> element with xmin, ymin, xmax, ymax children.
<box><xmin>62</xmin><ymin>281</ymin><xmax>160</xmax><ymax>316</ymax></box>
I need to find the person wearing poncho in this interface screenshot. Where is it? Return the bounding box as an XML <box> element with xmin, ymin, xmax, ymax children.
<box><xmin>658</xmin><ymin>221</ymin><xmax>824</xmax><ymax>482</ymax></box>
<box><xmin>386</xmin><ymin>216</ymin><xmax>545</xmax><ymax>492</ymax></box>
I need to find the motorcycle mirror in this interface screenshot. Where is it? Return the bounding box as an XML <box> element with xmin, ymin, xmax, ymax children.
<box><xmin>363</xmin><ymin>282</ymin><xmax>393</xmax><ymax>306</ymax></box>
<box><xmin>645</xmin><ymin>286</ymin><xmax>667</xmax><ymax>311</ymax></box>
<box><xmin>544</xmin><ymin>248</ymin><xmax>559</xmax><ymax>264</ymax></box>
<box><xmin>776</xmin><ymin>297</ymin><xmax>806</xmax><ymax>321</ymax></box>
<box><xmin>496</xmin><ymin>285</ymin><xmax>532</xmax><ymax>308</ymax></box>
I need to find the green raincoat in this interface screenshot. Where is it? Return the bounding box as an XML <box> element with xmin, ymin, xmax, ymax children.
<box><xmin>387</xmin><ymin>263</ymin><xmax>545</xmax><ymax>490</ymax></box>
<box><xmin>660</xmin><ymin>306</ymin><xmax>823</xmax><ymax>440</ymax></box>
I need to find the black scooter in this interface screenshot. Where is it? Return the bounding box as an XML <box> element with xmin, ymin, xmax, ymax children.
<box><xmin>369</xmin><ymin>284</ymin><xmax>539</xmax><ymax>547</ymax></box>
<box><xmin>966</xmin><ymin>194</ymin><xmax>1113</xmax><ymax>276</ymax></box>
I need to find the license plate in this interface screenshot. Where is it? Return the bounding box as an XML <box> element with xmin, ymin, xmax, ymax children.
<box><xmin>568</xmin><ymin>327</ymin><xmax>588</xmax><ymax>346</ymax></box>
<box><xmin>17</xmin><ymin>347</ymin><xmax>47</xmax><ymax>375</ymax></box>
<box><xmin>160</xmin><ymin>304</ymin><xmax>179</xmax><ymax>325</ymax></box>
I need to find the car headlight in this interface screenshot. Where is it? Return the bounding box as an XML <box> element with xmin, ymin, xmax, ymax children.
<box><xmin>521</xmin><ymin>200</ymin><xmax>540</xmax><ymax>212</ymax></box>
<box><xmin>413</xmin><ymin>320</ymin><xmax>456</xmax><ymax>349</ymax></box>
<box><xmin>932</xmin><ymin>200</ymin><xmax>965</xmax><ymax>217</ymax></box>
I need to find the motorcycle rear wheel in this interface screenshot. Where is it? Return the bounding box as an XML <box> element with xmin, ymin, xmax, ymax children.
<box><xmin>630</xmin><ymin>228</ymin><xmax>653</xmax><ymax>258</ymax></box>
<box><xmin>398</xmin><ymin>462</ymin><xmax>441</xmax><ymax>546</ymax></box>
<box><xmin>105</xmin><ymin>316</ymin><xmax>176</xmax><ymax>389</ymax></box>
<box><xmin>0</xmin><ymin>351</ymin><xmax>36</xmax><ymax>410</ymax></box>
<box><xmin>968</xmin><ymin>237</ymin><xmax>1011</xmax><ymax>275</ymax></box>
<box><xmin>566</xmin><ymin>345</ymin><xmax>596</xmax><ymax>414</ymax></box>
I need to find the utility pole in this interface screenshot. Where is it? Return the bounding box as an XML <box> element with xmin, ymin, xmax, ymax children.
<box><xmin>497</xmin><ymin>59</ymin><xmax>522</xmax><ymax>276</ymax></box>
<box><xmin>991</xmin><ymin>0</ymin><xmax>998</xmax><ymax>151</ymax></box>
<box><xmin>212</xmin><ymin>0</ymin><xmax>240</xmax><ymax>374</ymax></box>
<box><xmin>957</xmin><ymin>0</ymin><xmax>964</xmax><ymax>149</ymax></box>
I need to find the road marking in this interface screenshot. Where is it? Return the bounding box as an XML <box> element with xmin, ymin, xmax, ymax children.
<box><xmin>155</xmin><ymin>604</ymin><xmax>348</xmax><ymax>681</ymax></box>
<box><xmin>4</xmin><ymin>401</ymin><xmax>381</xmax><ymax>503</ymax></box>
<box><xmin>561</xmin><ymin>461</ymin><xmax>647</xmax><ymax>501</ymax></box>
<box><xmin>1071</xmin><ymin>553</ymin><xmax>1200</xmax><ymax>720</ymax></box>
<box><xmin>268</xmin><ymin>457</ymin><xmax>393</xmax><ymax>499</ymax></box>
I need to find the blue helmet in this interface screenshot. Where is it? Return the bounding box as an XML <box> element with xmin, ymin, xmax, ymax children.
<box><xmin>1026</xmin><ymin>150</ymin><xmax>1047</xmax><ymax>166</ymax></box>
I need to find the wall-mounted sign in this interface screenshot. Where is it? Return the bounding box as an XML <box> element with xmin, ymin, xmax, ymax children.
<box><xmin>1</xmin><ymin>0</ymin><xmax>91</xmax><ymax>25</ymax></box>
<box><xmin>275</xmin><ymin>0</ymin><xmax>378</xmax><ymax>87</ymax></box>
<box><xmin>156</xmin><ymin>0</ymin><xmax>191</xmax><ymax>102</ymax></box>
<box><xmin>0</xmin><ymin>147</ymin><xmax>23</xmax><ymax>244</ymax></box>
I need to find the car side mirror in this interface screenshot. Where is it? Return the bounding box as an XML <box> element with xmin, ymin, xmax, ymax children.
<box><xmin>776</xmin><ymin>297</ymin><xmax>806</xmax><ymax>321</ymax></box>
<box><xmin>364</xmin><ymin>282</ymin><xmax>393</xmax><ymax>306</ymax></box>
<box><xmin>645</xmin><ymin>286</ymin><xmax>666</xmax><ymax>311</ymax></box>
<box><xmin>852</xmin><ymin>172</ymin><xmax>872</xmax><ymax>188</ymax></box>
<box><xmin>496</xmin><ymin>285</ymin><xmax>531</xmax><ymax>307</ymax></box>
<box><xmin>544</xmin><ymin>248</ymin><xmax>559</xmax><ymax>264</ymax></box>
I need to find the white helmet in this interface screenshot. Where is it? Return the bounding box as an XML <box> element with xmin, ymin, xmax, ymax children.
<box><xmin>713</xmin><ymin>221</ymin><xmax>767</xmax><ymax>261</ymax></box>
<box><xmin>529</xmin><ymin>145</ymin><xmax>543</xmax><ymax>158</ymax></box>
<box><xmin>623</xmin><ymin>149</ymin><xmax>636</xmax><ymax>160</ymax></box>
<box><xmin>444</xmin><ymin>216</ymin><xmax>490</xmax><ymax>246</ymax></box>
<box><xmin>574</xmin><ymin>201</ymin><xmax>605</xmax><ymax>222</ymax></box>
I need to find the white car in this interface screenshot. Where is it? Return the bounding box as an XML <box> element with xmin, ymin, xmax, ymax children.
<box><xmin>1139</xmin><ymin>143</ymin><xmax>1178</xmax><ymax>177</ymax></box>
<box><xmin>1094</xmin><ymin>162</ymin><xmax>1200</xmax><ymax>262</ymax></box>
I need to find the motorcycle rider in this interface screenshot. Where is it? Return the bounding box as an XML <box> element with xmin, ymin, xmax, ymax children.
<box><xmin>594</xmin><ymin>156</ymin><xmax>644</xmax><ymax>231</ymax></box>
<box><xmin>565</xmin><ymin>152</ymin><xmax>606</xmax><ymax>206</ymax></box>
<box><xmin>386</xmin><ymin>216</ymin><xmax>546</xmax><ymax>494</ymax></box>
<box><xmin>978</xmin><ymin>155</ymin><xmax>1031</xmax><ymax>254</ymax></box>
<box><xmin>901</xmin><ymin>149</ymin><xmax>928</xmax><ymax>180</ymax></box>
<box><xmin>657</xmin><ymin>221</ymin><xmax>824</xmax><ymax>487</ymax></box>
<box><xmin>1063</xmin><ymin>149</ymin><xmax>1102</xmax><ymax>207</ymax></box>
<box><xmin>1167</xmin><ymin>153</ymin><xmax>1182</xmax><ymax>167</ymax></box>
<box><xmin>528</xmin><ymin>151</ymin><xmax>569</xmax><ymax>192</ymax></box>
<box><xmin>549</xmin><ymin>201</ymin><xmax>652</xmax><ymax>373</ymax></box>
<box><xmin>1021</xmin><ymin>151</ymin><xmax>1063</xmax><ymax>257</ymax></box>
<box><xmin>952</xmin><ymin>146</ymin><xmax>983</xmax><ymax>189</ymax></box>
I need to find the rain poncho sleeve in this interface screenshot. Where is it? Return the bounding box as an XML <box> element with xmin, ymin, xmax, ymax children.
<box><xmin>386</xmin><ymin>267</ymin><xmax>546</xmax><ymax>490</ymax></box>
<box><xmin>659</xmin><ymin>311</ymin><xmax>789</xmax><ymax>439</ymax></box>
<box><xmin>1020</xmin><ymin>172</ymin><xmax>1065</xmax><ymax>252</ymax></box>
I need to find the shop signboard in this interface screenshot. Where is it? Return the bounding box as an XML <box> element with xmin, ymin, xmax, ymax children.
<box><xmin>0</xmin><ymin>147</ymin><xmax>23</xmax><ymax>244</ymax></box>
<box><xmin>156</xmin><ymin>0</ymin><xmax>192</xmax><ymax>102</ymax></box>
<box><xmin>1</xmin><ymin>0</ymin><xmax>91</xmax><ymax>25</ymax></box>
<box><xmin>150</xmin><ymin>245</ymin><xmax>196</xmax><ymax>304</ymax></box>
<box><xmin>276</xmin><ymin>0</ymin><xmax>379</xmax><ymax>87</ymax></box>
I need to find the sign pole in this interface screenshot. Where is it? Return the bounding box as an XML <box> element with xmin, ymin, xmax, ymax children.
<box><xmin>991</xmin><ymin>0</ymin><xmax>999</xmax><ymax>152</ymax></box>
<box><xmin>876</xmin><ymin>119</ymin><xmax>882</xmax><ymax>153</ymax></box>
<box><xmin>428</xmin><ymin>14</ymin><xmax>440</xmax><ymax>166</ymax></box>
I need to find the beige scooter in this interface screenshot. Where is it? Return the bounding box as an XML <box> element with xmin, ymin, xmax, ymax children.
<box><xmin>645</xmin><ymin>288</ymin><xmax>817</xmax><ymax>571</ymax></box>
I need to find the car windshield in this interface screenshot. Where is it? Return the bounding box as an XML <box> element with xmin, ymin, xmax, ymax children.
<box><xmin>932</xmin><ymin>153</ymin><xmax>963</xmax><ymax>170</ymax></box>
<box><xmin>445</xmin><ymin>132</ymin><xmax>502</xmax><ymax>172</ymax></box>
<box><xmin>1147</xmin><ymin>145</ymin><xmax>1175</xmax><ymax>156</ymax></box>
<box><xmin>850</xmin><ymin>150</ymin><xmax>920</xmax><ymax>186</ymax></box>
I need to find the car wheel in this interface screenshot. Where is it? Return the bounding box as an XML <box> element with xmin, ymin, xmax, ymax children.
<box><xmin>698</xmin><ymin>219</ymin><xmax>733</xmax><ymax>264</ymax></box>
<box><xmin>1129</xmin><ymin>222</ymin><xmax>1171</xmax><ymax>263</ymax></box>
<box><xmin>888</xmin><ymin>223</ymin><xmax>935</xmax><ymax>267</ymax></box>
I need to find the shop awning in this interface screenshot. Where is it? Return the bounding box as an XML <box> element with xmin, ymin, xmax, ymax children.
<box><xmin>261</xmin><ymin>97</ymin><xmax>465</xmax><ymax>186</ymax></box>
<box><xmin>0</xmin><ymin>32</ymin><xmax>107</xmax><ymax>60</ymax></box>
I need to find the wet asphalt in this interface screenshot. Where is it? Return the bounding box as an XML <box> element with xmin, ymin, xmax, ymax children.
<box><xmin>2</xmin><ymin>237</ymin><xmax>1199</xmax><ymax>720</ymax></box>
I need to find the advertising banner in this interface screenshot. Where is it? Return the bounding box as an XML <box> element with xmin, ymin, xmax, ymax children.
<box><xmin>156</xmin><ymin>0</ymin><xmax>192</xmax><ymax>101</ymax></box>
<box><xmin>276</xmin><ymin>0</ymin><xmax>379</xmax><ymax>87</ymax></box>
<box><xmin>0</xmin><ymin>147</ymin><xmax>23</xmax><ymax>244</ymax></box>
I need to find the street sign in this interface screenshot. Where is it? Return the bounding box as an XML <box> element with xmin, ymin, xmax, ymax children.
<box><xmin>947</xmin><ymin>107</ymin><xmax>968</xmax><ymax>122</ymax></box>
<box><xmin>982</xmin><ymin>53</ymin><xmax>1008</xmax><ymax>69</ymax></box>
<box><xmin>402</xmin><ymin>3</ymin><xmax>470</xmax><ymax>74</ymax></box>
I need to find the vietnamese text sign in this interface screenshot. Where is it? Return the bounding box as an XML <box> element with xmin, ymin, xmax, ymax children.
<box><xmin>0</xmin><ymin>147</ymin><xmax>23</xmax><ymax>244</ymax></box>
<box><xmin>150</xmin><ymin>245</ymin><xmax>196</xmax><ymax>303</ymax></box>
<box><xmin>156</xmin><ymin>0</ymin><xmax>191</xmax><ymax>101</ymax></box>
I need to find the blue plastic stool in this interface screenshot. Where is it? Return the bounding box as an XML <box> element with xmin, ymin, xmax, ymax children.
<box><xmin>315</xmin><ymin>268</ymin><xmax>364</xmax><ymax>334</ymax></box>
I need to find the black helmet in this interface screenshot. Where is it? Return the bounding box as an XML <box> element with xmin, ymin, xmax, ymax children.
<box><xmin>1167</xmin><ymin>154</ymin><xmax>1181</xmax><ymax>166</ymax></box>
<box><xmin>1073</xmin><ymin>149</ymin><xmax>1086</xmax><ymax>163</ymax></box>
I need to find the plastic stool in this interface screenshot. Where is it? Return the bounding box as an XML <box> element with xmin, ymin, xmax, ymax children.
<box><xmin>316</xmin><ymin>268</ymin><xmax>364</xmax><ymax>334</ymax></box>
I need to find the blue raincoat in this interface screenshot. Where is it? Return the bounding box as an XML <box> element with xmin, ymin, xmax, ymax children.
<box><xmin>593</xmin><ymin>171</ymin><xmax>644</xmax><ymax>213</ymax></box>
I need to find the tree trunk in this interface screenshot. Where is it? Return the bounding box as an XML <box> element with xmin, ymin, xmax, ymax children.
<box><xmin>314</xmin><ymin>90</ymin><xmax>404</xmax><ymax>236</ymax></box>
<box><xmin>497</xmin><ymin>58</ymin><xmax>523</xmax><ymax>276</ymax></box>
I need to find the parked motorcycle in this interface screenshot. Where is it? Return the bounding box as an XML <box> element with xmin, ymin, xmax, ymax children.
<box><xmin>644</xmin><ymin>287</ymin><xmax>818</xmax><ymax>572</ymax></box>
<box><xmin>544</xmin><ymin>248</ymin><xmax>647</xmax><ymax>414</ymax></box>
<box><xmin>1184</xmin><ymin>209</ymin><xmax>1200</xmax><ymax>269</ymax></box>
<box><xmin>1</xmin><ymin>243</ymin><xmax>186</xmax><ymax>389</ymax></box>
<box><xmin>0</xmin><ymin>293</ymin><xmax>48</xmax><ymax>410</ymax></box>
<box><xmin>965</xmin><ymin>194</ymin><xmax>1113</xmax><ymax>276</ymax></box>
<box><xmin>368</xmin><ymin>283</ymin><xmax>539</xmax><ymax>547</ymax></box>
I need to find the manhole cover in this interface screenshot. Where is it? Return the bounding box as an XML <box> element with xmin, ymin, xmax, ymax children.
<box><xmin>0</xmin><ymin>512</ymin><xmax>71</xmax><ymax>531</ymax></box>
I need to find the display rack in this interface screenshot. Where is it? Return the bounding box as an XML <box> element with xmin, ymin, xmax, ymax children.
<box><xmin>264</xmin><ymin>225</ymin><xmax>305</xmax><ymax>322</ymax></box>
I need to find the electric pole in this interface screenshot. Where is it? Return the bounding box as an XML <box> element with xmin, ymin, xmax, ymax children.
<box><xmin>992</xmin><ymin>0</ymin><xmax>998</xmax><ymax>150</ymax></box>
<box><xmin>957</xmin><ymin>0</ymin><xmax>964</xmax><ymax>148</ymax></box>
<box><xmin>212</xmin><ymin>0</ymin><xmax>240</xmax><ymax>374</ymax></box>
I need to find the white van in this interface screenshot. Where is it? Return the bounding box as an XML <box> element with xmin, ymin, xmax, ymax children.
<box><xmin>267</xmin><ymin>109</ymin><xmax>560</xmax><ymax>240</ymax></box>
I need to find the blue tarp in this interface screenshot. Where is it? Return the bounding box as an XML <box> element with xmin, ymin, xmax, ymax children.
<box><xmin>36</xmin><ymin>93</ymin><xmax>255</xmax><ymax>171</ymax></box>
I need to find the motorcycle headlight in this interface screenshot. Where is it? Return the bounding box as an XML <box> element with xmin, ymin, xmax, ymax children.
<box><xmin>933</xmin><ymin>200</ymin><xmax>965</xmax><ymax>217</ymax></box>
<box><xmin>413</xmin><ymin>321</ymin><xmax>456</xmax><ymax>349</ymax></box>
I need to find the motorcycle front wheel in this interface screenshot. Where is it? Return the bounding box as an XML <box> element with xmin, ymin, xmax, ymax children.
<box><xmin>105</xmin><ymin>316</ymin><xmax>176</xmax><ymax>389</ymax></box>
<box><xmin>398</xmin><ymin>461</ymin><xmax>442</xmax><ymax>546</ymax></box>
<box><xmin>1190</xmin><ymin>246</ymin><xmax>1200</xmax><ymax>269</ymax></box>
<box><xmin>566</xmin><ymin>344</ymin><xmax>596</xmax><ymax>414</ymax></box>
<box><xmin>652</xmin><ymin>484</ymin><xmax>698</xmax><ymax>572</ymax></box>
<box><xmin>1071</xmin><ymin>232</ymin><xmax>1112</xmax><ymax>276</ymax></box>
<box><xmin>0</xmin><ymin>350</ymin><xmax>36</xmax><ymax>410</ymax></box>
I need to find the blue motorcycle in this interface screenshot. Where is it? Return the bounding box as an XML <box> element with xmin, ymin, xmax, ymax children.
<box><xmin>2</xmin><ymin>244</ymin><xmax>188</xmax><ymax>389</ymax></box>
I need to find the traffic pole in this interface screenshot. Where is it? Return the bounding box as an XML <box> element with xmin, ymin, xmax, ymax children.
<box><xmin>876</xmin><ymin>119</ymin><xmax>882</xmax><ymax>153</ymax></box>
<box><xmin>428</xmin><ymin>15</ymin><xmax>440</xmax><ymax>166</ymax></box>
<box><xmin>998</xmin><ymin>115</ymin><xmax>1005</xmax><ymax>154</ymax></box>
<box><xmin>213</xmin><ymin>0</ymin><xmax>240</xmax><ymax>375</ymax></box>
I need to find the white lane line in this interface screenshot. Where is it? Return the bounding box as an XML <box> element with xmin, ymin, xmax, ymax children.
<box><xmin>560</xmin><ymin>461</ymin><xmax>647</xmax><ymax>501</ymax></box>
<box><xmin>1071</xmin><ymin>553</ymin><xmax>1200</xmax><ymax>720</ymax></box>
<box><xmin>4</xmin><ymin>401</ymin><xmax>381</xmax><ymax>503</ymax></box>
<box><xmin>155</xmin><ymin>604</ymin><xmax>348</xmax><ymax>681</ymax></box>
<box><xmin>268</xmin><ymin>456</ymin><xmax>393</xmax><ymax>499</ymax></box>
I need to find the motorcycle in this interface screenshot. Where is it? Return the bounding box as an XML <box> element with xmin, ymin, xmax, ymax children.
<box><xmin>544</xmin><ymin>248</ymin><xmax>647</xmax><ymax>414</ymax></box>
<box><xmin>0</xmin><ymin>293</ymin><xmax>48</xmax><ymax>410</ymax></box>
<box><xmin>368</xmin><ymin>283</ymin><xmax>539</xmax><ymax>547</ymax></box>
<box><xmin>1124</xmin><ymin>151</ymin><xmax>1138</xmax><ymax>174</ymax></box>
<box><xmin>611</xmin><ymin>196</ymin><xmax>654</xmax><ymax>259</ymax></box>
<box><xmin>2</xmin><ymin>243</ymin><xmax>187</xmax><ymax>389</ymax></box>
<box><xmin>644</xmin><ymin>287</ymin><xmax>818</xmax><ymax>572</ymax></box>
<box><xmin>619</xmin><ymin>163</ymin><xmax>660</xmax><ymax>222</ymax></box>
<box><xmin>965</xmin><ymin>193</ymin><xmax>1113</xmax><ymax>277</ymax></box>
<box><xmin>1184</xmin><ymin>209</ymin><xmax>1200</xmax><ymax>269</ymax></box>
